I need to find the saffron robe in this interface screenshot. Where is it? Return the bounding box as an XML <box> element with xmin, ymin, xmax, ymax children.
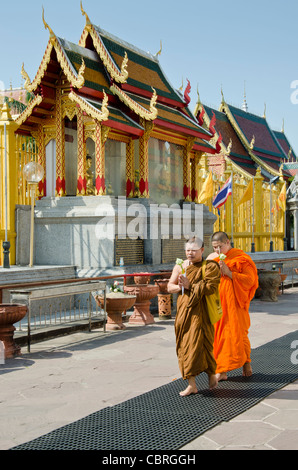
<box><xmin>175</xmin><ymin>261</ymin><xmax>221</xmax><ymax>380</ymax></box>
<box><xmin>213</xmin><ymin>248</ymin><xmax>258</xmax><ymax>374</ymax></box>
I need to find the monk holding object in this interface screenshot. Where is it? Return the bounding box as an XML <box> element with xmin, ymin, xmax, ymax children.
<box><xmin>208</xmin><ymin>231</ymin><xmax>258</xmax><ymax>382</ymax></box>
<box><xmin>168</xmin><ymin>236</ymin><xmax>221</xmax><ymax>396</ymax></box>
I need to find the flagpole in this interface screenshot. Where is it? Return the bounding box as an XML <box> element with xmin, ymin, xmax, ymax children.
<box><xmin>231</xmin><ymin>171</ymin><xmax>234</xmax><ymax>247</ymax></box>
<box><xmin>251</xmin><ymin>177</ymin><xmax>255</xmax><ymax>253</ymax></box>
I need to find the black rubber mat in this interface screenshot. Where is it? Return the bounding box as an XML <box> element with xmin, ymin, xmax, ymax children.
<box><xmin>11</xmin><ymin>330</ymin><xmax>298</xmax><ymax>450</ymax></box>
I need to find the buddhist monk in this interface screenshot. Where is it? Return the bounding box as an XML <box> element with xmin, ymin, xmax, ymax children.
<box><xmin>168</xmin><ymin>236</ymin><xmax>221</xmax><ymax>396</ymax></box>
<box><xmin>208</xmin><ymin>231</ymin><xmax>258</xmax><ymax>381</ymax></box>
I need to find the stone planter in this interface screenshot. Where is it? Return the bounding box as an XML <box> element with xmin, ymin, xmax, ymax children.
<box><xmin>124</xmin><ymin>284</ymin><xmax>159</xmax><ymax>325</ymax></box>
<box><xmin>256</xmin><ymin>270</ymin><xmax>281</xmax><ymax>302</ymax></box>
<box><xmin>95</xmin><ymin>293</ymin><xmax>136</xmax><ymax>330</ymax></box>
<box><xmin>0</xmin><ymin>304</ymin><xmax>28</xmax><ymax>358</ymax></box>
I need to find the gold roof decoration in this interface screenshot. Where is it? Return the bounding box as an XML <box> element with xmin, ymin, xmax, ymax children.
<box><xmin>80</xmin><ymin>0</ymin><xmax>92</xmax><ymax>31</ymax></box>
<box><xmin>15</xmin><ymin>94</ymin><xmax>43</xmax><ymax>126</ymax></box>
<box><xmin>42</xmin><ymin>6</ymin><xmax>56</xmax><ymax>44</ymax></box>
<box><xmin>68</xmin><ymin>90</ymin><xmax>109</xmax><ymax>122</ymax></box>
<box><xmin>110</xmin><ymin>83</ymin><xmax>158</xmax><ymax>121</ymax></box>
<box><xmin>155</xmin><ymin>40</ymin><xmax>162</xmax><ymax>58</ymax></box>
<box><xmin>21</xmin><ymin>8</ymin><xmax>85</xmax><ymax>93</ymax></box>
<box><xmin>79</xmin><ymin>3</ymin><xmax>129</xmax><ymax>84</ymax></box>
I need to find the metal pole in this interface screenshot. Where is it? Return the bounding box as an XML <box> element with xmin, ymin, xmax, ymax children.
<box><xmin>29</xmin><ymin>184</ymin><xmax>36</xmax><ymax>267</ymax></box>
<box><xmin>231</xmin><ymin>172</ymin><xmax>234</xmax><ymax>247</ymax></box>
<box><xmin>251</xmin><ymin>177</ymin><xmax>255</xmax><ymax>252</ymax></box>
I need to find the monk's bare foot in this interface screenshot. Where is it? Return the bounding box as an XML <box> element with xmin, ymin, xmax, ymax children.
<box><xmin>243</xmin><ymin>362</ymin><xmax>252</xmax><ymax>377</ymax></box>
<box><xmin>216</xmin><ymin>372</ymin><xmax>228</xmax><ymax>382</ymax></box>
<box><xmin>209</xmin><ymin>374</ymin><xmax>218</xmax><ymax>390</ymax></box>
<box><xmin>179</xmin><ymin>385</ymin><xmax>198</xmax><ymax>397</ymax></box>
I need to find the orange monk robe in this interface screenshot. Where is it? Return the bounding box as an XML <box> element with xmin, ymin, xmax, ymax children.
<box><xmin>213</xmin><ymin>248</ymin><xmax>258</xmax><ymax>374</ymax></box>
<box><xmin>175</xmin><ymin>261</ymin><xmax>221</xmax><ymax>380</ymax></box>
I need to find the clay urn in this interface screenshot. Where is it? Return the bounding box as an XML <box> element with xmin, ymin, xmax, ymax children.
<box><xmin>0</xmin><ymin>304</ymin><xmax>28</xmax><ymax>358</ymax></box>
<box><xmin>95</xmin><ymin>293</ymin><xmax>136</xmax><ymax>330</ymax></box>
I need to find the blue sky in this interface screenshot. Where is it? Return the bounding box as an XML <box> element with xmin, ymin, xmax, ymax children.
<box><xmin>1</xmin><ymin>0</ymin><xmax>297</xmax><ymax>154</ymax></box>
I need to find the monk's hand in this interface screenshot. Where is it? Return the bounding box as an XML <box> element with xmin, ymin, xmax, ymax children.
<box><xmin>178</xmin><ymin>274</ymin><xmax>191</xmax><ymax>291</ymax></box>
<box><xmin>219</xmin><ymin>261</ymin><xmax>232</xmax><ymax>279</ymax></box>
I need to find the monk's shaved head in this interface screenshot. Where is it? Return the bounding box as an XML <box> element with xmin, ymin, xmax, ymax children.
<box><xmin>211</xmin><ymin>231</ymin><xmax>229</xmax><ymax>243</ymax></box>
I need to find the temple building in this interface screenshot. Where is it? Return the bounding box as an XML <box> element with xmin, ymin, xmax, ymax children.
<box><xmin>1</xmin><ymin>5</ymin><xmax>295</xmax><ymax>270</ymax></box>
<box><xmin>194</xmin><ymin>91</ymin><xmax>294</xmax><ymax>251</ymax></box>
<box><xmin>4</xmin><ymin>5</ymin><xmax>219</xmax><ymax>270</ymax></box>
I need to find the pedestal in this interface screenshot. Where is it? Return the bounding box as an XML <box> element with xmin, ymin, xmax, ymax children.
<box><xmin>124</xmin><ymin>284</ymin><xmax>159</xmax><ymax>325</ymax></box>
<box><xmin>157</xmin><ymin>293</ymin><xmax>172</xmax><ymax>319</ymax></box>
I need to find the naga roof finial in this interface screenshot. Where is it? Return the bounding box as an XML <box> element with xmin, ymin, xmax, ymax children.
<box><xmin>42</xmin><ymin>6</ymin><xmax>56</xmax><ymax>43</ymax></box>
<box><xmin>80</xmin><ymin>0</ymin><xmax>92</xmax><ymax>29</ymax></box>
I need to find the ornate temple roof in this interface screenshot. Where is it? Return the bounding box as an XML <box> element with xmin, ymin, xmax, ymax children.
<box><xmin>17</xmin><ymin>8</ymin><xmax>216</xmax><ymax>153</ymax></box>
<box><xmin>202</xmin><ymin>105</ymin><xmax>256</xmax><ymax>176</ymax></box>
<box><xmin>273</xmin><ymin>129</ymin><xmax>297</xmax><ymax>162</ymax></box>
<box><xmin>195</xmin><ymin>94</ymin><xmax>293</xmax><ymax>180</ymax></box>
<box><xmin>221</xmin><ymin>102</ymin><xmax>290</xmax><ymax>177</ymax></box>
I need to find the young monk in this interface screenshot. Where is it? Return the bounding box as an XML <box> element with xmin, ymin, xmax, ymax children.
<box><xmin>208</xmin><ymin>231</ymin><xmax>259</xmax><ymax>381</ymax></box>
<box><xmin>168</xmin><ymin>236</ymin><xmax>221</xmax><ymax>396</ymax></box>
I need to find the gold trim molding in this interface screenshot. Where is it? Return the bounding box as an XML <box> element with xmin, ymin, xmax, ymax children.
<box><xmin>68</xmin><ymin>91</ymin><xmax>109</xmax><ymax>122</ymax></box>
<box><xmin>110</xmin><ymin>83</ymin><xmax>158</xmax><ymax>121</ymax></box>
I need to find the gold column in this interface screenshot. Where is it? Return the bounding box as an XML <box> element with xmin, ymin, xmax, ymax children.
<box><xmin>126</xmin><ymin>138</ymin><xmax>135</xmax><ymax>198</ymax></box>
<box><xmin>183</xmin><ymin>138</ymin><xmax>195</xmax><ymax>202</ymax></box>
<box><xmin>55</xmin><ymin>88</ymin><xmax>66</xmax><ymax>196</ymax></box>
<box><xmin>254</xmin><ymin>167</ymin><xmax>264</xmax><ymax>251</ymax></box>
<box><xmin>37</xmin><ymin>124</ymin><xmax>46</xmax><ymax>198</ymax></box>
<box><xmin>0</xmin><ymin>103</ymin><xmax>18</xmax><ymax>265</ymax></box>
<box><xmin>95</xmin><ymin>123</ymin><xmax>109</xmax><ymax>195</ymax></box>
<box><xmin>76</xmin><ymin>108</ymin><xmax>86</xmax><ymax>195</ymax></box>
<box><xmin>224</xmin><ymin>162</ymin><xmax>233</xmax><ymax>236</ymax></box>
<box><xmin>191</xmin><ymin>151</ymin><xmax>202</xmax><ymax>203</ymax></box>
<box><xmin>138</xmin><ymin>120</ymin><xmax>153</xmax><ymax>198</ymax></box>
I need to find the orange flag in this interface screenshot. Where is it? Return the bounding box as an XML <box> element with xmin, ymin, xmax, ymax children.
<box><xmin>197</xmin><ymin>172</ymin><xmax>213</xmax><ymax>204</ymax></box>
<box><xmin>238</xmin><ymin>178</ymin><xmax>253</xmax><ymax>205</ymax></box>
<box><xmin>277</xmin><ymin>182</ymin><xmax>287</xmax><ymax>212</ymax></box>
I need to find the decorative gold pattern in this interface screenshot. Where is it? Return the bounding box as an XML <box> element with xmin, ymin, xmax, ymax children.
<box><xmin>68</xmin><ymin>91</ymin><xmax>109</xmax><ymax>122</ymax></box>
<box><xmin>55</xmin><ymin>88</ymin><xmax>66</xmax><ymax>196</ymax></box>
<box><xmin>110</xmin><ymin>84</ymin><xmax>158</xmax><ymax>121</ymax></box>
<box><xmin>21</xmin><ymin>37</ymin><xmax>85</xmax><ymax>93</ymax></box>
<box><xmin>15</xmin><ymin>94</ymin><xmax>43</xmax><ymax>126</ymax></box>
<box><xmin>77</xmin><ymin>107</ymin><xmax>86</xmax><ymax>195</ymax></box>
<box><xmin>79</xmin><ymin>9</ymin><xmax>129</xmax><ymax>84</ymax></box>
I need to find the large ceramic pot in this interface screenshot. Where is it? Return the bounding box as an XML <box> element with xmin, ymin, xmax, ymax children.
<box><xmin>0</xmin><ymin>304</ymin><xmax>28</xmax><ymax>358</ymax></box>
<box><xmin>124</xmin><ymin>284</ymin><xmax>159</xmax><ymax>325</ymax></box>
<box><xmin>95</xmin><ymin>293</ymin><xmax>136</xmax><ymax>330</ymax></box>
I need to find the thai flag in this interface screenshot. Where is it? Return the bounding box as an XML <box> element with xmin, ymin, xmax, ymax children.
<box><xmin>212</xmin><ymin>177</ymin><xmax>232</xmax><ymax>209</ymax></box>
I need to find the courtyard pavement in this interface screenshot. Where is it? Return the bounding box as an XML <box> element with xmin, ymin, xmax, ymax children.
<box><xmin>1</xmin><ymin>287</ymin><xmax>298</xmax><ymax>451</ymax></box>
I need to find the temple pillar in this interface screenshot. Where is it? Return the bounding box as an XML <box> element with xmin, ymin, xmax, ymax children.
<box><xmin>0</xmin><ymin>103</ymin><xmax>18</xmax><ymax>265</ymax></box>
<box><xmin>95</xmin><ymin>123</ymin><xmax>109</xmax><ymax>195</ymax></box>
<box><xmin>55</xmin><ymin>88</ymin><xmax>66</xmax><ymax>196</ymax></box>
<box><xmin>254</xmin><ymin>167</ymin><xmax>264</xmax><ymax>251</ymax></box>
<box><xmin>183</xmin><ymin>138</ymin><xmax>194</xmax><ymax>202</ymax></box>
<box><xmin>192</xmin><ymin>151</ymin><xmax>202</xmax><ymax>203</ymax></box>
<box><xmin>36</xmin><ymin>125</ymin><xmax>46</xmax><ymax>198</ymax></box>
<box><xmin>126</xmin><ymin>138</ymin><xmax>135</xmax><ymax>198</ymax></box>
<box><xmin>76</xmin><ymin>108</ymin><xmax>86</xmax><ymax>195</ymax></box>
<box><xmin>138</xmin><ymin>120</ymin><xmax>153</xmax><ymax>198</ymax></box>
<box><xmin>224</xmin><ymin>162</ymin><xmax>232</xmax><ymax>236</ymax></box>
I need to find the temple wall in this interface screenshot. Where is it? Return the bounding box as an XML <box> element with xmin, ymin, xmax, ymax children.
<box><xmin>16</xmin><ymin>196</ymin><xmax>217</xmax><ymax>269</ymax></box>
